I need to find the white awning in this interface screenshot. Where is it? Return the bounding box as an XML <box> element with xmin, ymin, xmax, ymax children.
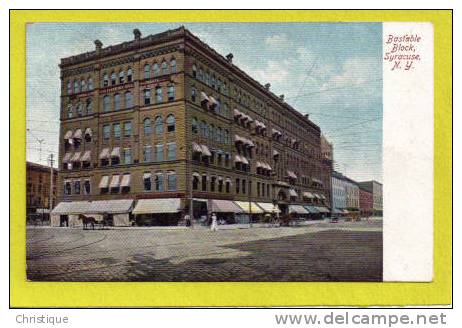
<box><xmin>51</xmin><ymin>201</ymin><xmax>94</xmax><ymax>215</ymax></box>
<box><xmin>210</xmin><ymin>199</ymin><xmax>243</xmax><ymax>213</ymax></box>
<box><xmin>287</xmin><ymin>170</ymin><xmax>298</xmax><ymax>179</ymax></box>
<box><xmin>73</xmin><ymin>129</ymin><xmax>83</xmax><ymax>140</ymax></box>
<box><xmin>143</xmin><ymin>172</ymin><xmax>152</xmax><ymax>179</ymax></box>
<box><xmin>289</xmin><ymin>205</ymin><xmax>309</xmax><ymax>214</ymax></box>
<box><xmin>99</xmin><ymin>148</ymin><xmax>110</xmax><ymax>159</ymax></box>
<box><xmin>111</xmin><ymin>147</ymin><xmax>121</xmax><ymax>158</ymax></box>
<box><xmin>81</xmin><ymin>150</ymin><xmax>91</xmax><ymax>162</ymax></box>
<box><xmin>234</xmin><ymin>134</ymin><xmax>244</xmax><ymax>143</ymax></box>
<box><xmin>120</xmin><ymin>174</ymin><xmax>131</xmax><ymax>187</ymax></box>
<box><xmin>192</xmin><ymin>172</ymin><xmax>201</xmax><ymax>178</ymax></box>
<box><xmin>234</xmin><ymin>201</ymin><xmax>264</xmax><ymax>214</ymax></box>
<box><xmin>71</xmin><ymin>152</ymin><xmax>81</xmax><ymax>162</ymax></box>
<box><xmin>62</xmin><ymin>152</ymin><xmax>72</xmax><ymax>163</ymax></box>
<box><xmin>192</xmin><ymin>142</ymin><xmax>202</xmax><ymax>153</ymax></box>
<box><xmin>273</xmin><ymin>150</ymin><xmax>280</xmax><ymax>157</ymax></box>
<box><xmin>241</xmin><ymin>156</ymin><xmax>249</xmax><ymax>165</ymax></box>
<box><xmin>256</xmin><ymin>202</ymin><xmax>281</xmax><ymax>214</ymax></box>
<box><xmin>90</xmin><ymin>199</ymin><xmax>134</xmax><ymax>214</ymax></box>
<box><xmin>132</xmin><ymin>198</ymin><xmax>182</xmax><ymax>214</ymax></box>
<box><xmin>84</xmin><ymin>127</ymin><xmax>92</xmax><ymax>137</ymax></box>
<box><xmin>109</xmin><ymin>175</ymin><xmax>121</xmax><ymax>188</ymax></box>
<box><xmin>64</xmin><ymin>130</ymin><xmax>73</xmax><ymax>140</ymax></box>
<box><xmin>99</xmin><ymin>175</ymin><xmax>109</xmax><ymax>189</ymax></box>
<box><xmin>303</xmin><ymin>191</ymin><xmax>314</xmax><ymax>198</ymax></box>
<box><xmin>233</xmin><ymin>108</ymin><xmax>242</xmax><ymax>117</ymax></box>
<box><xmin>208</xmin><ymin>96</ymin><xmax>218</xmax><ymax>108</ymax></box>
<box><xmin>200</xmin><ymin>91</ymin><xmax>209</xmax><ymax>103</ymax></box>
<box><xmin>289</xmin><ymin>189</ymin><xmax>298</xmax><ymax>197</ymax></box>
<box><xmin>226</xmin><ymin>177</ymin><xmax>232</xmax><ymax>185</ymax></box>
<box><xmin>200</xmin><ymin>144</ymin><xmax>212</xmax><ymax>157</ymax></box>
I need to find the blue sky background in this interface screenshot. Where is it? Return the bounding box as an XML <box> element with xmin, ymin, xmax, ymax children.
<box><xmin>26</xmin><ymin>22</ymin><xmax>382</xmax><ymax>183</ymax></box>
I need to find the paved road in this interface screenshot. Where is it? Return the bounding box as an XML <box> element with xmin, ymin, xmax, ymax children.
<box><xmin>26</xmin><ymin>220</ymin><xmax>382</xmax><ymax>282</ymax></box>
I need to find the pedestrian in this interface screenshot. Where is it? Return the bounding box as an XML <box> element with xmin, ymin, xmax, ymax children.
<box><xmin>184</xmin><ymin>213</ymin><xmax>191</xmax><ymax>227</ymax></box>
<box><xmin>210</xmin><ymin>213</ymin><xmax>218</xmax><ymax>232</ymax></box>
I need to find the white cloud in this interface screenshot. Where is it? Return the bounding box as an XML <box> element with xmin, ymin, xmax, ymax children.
<box><xmin>264</xmin><ymin>33</ymin><xmax>290</xmax><ymax>47</ymax></box>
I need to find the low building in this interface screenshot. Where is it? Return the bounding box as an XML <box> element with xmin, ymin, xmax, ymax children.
<box><xmin>359</xmin><ymin>187</ymin><xmax>373</xmax><ymax>216</ymax></box>
<box><xmin>331</xmin><ymin>171</ymin><xmax>346</xmax><ymax>214</ymax></box>
<box><xmin>26</xmin><ymin>161</ymin><xmax>58</xmax><ymax>215</ymax></box>
<box><xmin>358</xmin><ymin>180</ymin><xmax>383</xmax><ymax>216</ymax></box>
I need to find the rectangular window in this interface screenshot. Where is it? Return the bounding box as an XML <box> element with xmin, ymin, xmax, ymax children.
<box><xmin>210</xmin><ymin>176</ymin><xmax>216</xmax><ymax>192</ymax></box>
<box><xmin>257</xmin><ymin>182</ymin><xmax>260</xmax><ymax>197</ymax></box>
<box><xmin>167</xmin><ymin>143</ymin><xmax>176</xmax><ymax>161</ymax></box>
<box><xmin>236</xmin><ymin>178</ymin><xmax>240</xmax><ymax>194</ymax></box>
<box><xmin>167</xmin><ymin>85</ymin><xmax>175</xmax><ymax>102</ymax></box>
<box><xmin>74</xmin><ymin>180</ymin><xmax>81</xmax><ymax>194</ymax></box>
<box><xmin>124</xmin><ymin>121</ymin><xmax>132</xmax><ymax>137</ymax></box>
<box><xmin>155</xmin><ymin>144</ymin><xmax>164</xmax><ymax>162</ymax></box>
<box><xmin>64</xmin><ymin>181</ymin><xmax>72</xmax><ymax>195</ymax></box>
<box><xmin>103</xmin><ymin>124</ymin><xmax>110</xmax><ymax>140</ymax></box>
<box><xmin>113</xmin><ymin>123</ymin><xmax>121</xmax><ymax>139</ymax></box>
<box><xmin>143</xmin><ymin>89</ymin><xmax>151</xmax><ymax>105</ymax></box>
<box><xmin>201</xmin><ymin>176</ymin><xmax>207</xmax><ymax>191</ymax></box>
<box><xmin>143</xmin><ymin>174</ymin><xmax>151</xmax><ymax>191</ymax></box>
<box><xmin>156</xmin><ymin>87</ymin><xmax>163</xmax><ymax>103</ymax></box>
<box><xmin>242</xmin><ymin>179</ymin><xmax>246</xmax><ymax>194</ymax></box>
<box><xmin>143</xmin><ymin>145</ymin><xmax>152</xmax><ymax>162</ymax></box>
<box><xmin>154</xmin><ymin>173</ymin><xmax>164</xmax><ymax>192</ymax></box>
<box><xmin>83</xmin><ymin>179</ymin><xmax>91</xmax><ymax>195</ymax></box>
<box><xmin>124</xmin><ymin>148</ymin><xmax>132</xmax><ymax>165</ymax></box>
<box><xmin>167</xmin><ymin>173</ymin><xmax>177</xmax><ymax>191</ymax></box>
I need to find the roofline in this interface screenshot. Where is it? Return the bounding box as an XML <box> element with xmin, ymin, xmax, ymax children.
<box><xmin>59</xmin><ymin>26</ymin><xmax>320</xmax><ymax>132</ymax></box>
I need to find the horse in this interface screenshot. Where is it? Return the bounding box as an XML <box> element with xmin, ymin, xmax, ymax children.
<box><xmin>79</xmin><ymin>214</ymin><xmax>97</xmax><ymax>230</ymax></box>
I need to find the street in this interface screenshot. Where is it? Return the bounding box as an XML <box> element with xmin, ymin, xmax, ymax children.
<box><xmin>26</xmin><ymin>220</ymin><xmax>382</xmax><ymax>282</ymax></box>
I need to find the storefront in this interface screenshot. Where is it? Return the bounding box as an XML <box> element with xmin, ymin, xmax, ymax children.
<box><xmin>50</xmin><ymin>199</ymin><xmax>134</xmax><ymax>227</ymax></box>
<box><xmin>209</xmin><ymin>199</ymin><xmax>243</xmax><ymax>224</ymax></box>
<box><xmin>132</xmin><ymin>198</ymin><xmax>182</xmax><ymax>226</ymax></box>
<box><xmin>234</xmin><ymin>201</ymin><xmax>264</xmax><ymax>223</ymax></box>
<box><xmin>288</xmin><ymin>204</ymin><xmax>310</xmax><ymax>219</ymax></box>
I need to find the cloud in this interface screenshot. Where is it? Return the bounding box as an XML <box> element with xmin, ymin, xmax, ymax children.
<box><xmin>264</xmin><ymin>33</ymin><xmax>290</xmax><ymax>47</ymax></box>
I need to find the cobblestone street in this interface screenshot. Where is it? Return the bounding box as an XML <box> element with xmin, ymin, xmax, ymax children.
<box><xmin>26</xmin><ymin>220</ymin><xmax>382</xmax><ymax>282</ymax></box>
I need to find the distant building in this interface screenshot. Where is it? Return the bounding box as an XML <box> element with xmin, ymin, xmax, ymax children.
<box><xmin>26</xmin><ymin>161</ymin><xmax>58</xmax><ymax>214</ymax></box>
<box><xmin>359</xmin><ymin>187</ymin><xmax>373</xmax><ymax>216</ymax></box>
<box><xmin>343</xmin><ymin>176</ymin><xmax>359</xmax><ymax>210</ymax></box>
<box><xmin>331</xmin><ymin>171</ymin><xmax>346</xmax><ymax>213</ymax></box>
<box><xmin>358</xmin><ymin>181</ymin><xmax>383</xmax><ymax>216</ymax></box>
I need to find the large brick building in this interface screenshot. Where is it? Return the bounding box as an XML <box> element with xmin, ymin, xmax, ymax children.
<box><xmin>52</xmin><ymin>27</ymin><xmax>332</xmax><ymax>226</ymax></box>
<box><xmin>27</xmin><ymin>161</ymin><xmax>58</xmax><ymax>215</ymax></box>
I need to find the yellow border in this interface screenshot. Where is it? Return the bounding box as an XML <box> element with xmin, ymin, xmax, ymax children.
<box><xmin>10</xmin><ymin>10</ymin><xmax>452</xmax><ymax>307</ymax></box>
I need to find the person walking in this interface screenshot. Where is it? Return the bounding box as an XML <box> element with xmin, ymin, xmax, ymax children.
<box><xmin>210</xmin><ymin>213</ymin><xmax>218</xmax><ymax>232</ymax></box>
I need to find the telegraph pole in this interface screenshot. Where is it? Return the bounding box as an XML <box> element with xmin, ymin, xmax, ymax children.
<box><xmin>49</xmin><ymin>154</ymin><xmax>54</xmax><ymax>211</ymax></box>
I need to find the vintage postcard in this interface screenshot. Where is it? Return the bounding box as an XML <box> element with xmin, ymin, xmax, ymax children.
<box><xmin>11</xmin><ymin>10</ymin><xmax>452</xmax><ymax>307</ymax></box>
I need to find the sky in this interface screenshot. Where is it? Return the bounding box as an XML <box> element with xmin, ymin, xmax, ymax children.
<box><xmin>26</xmin><ymin>22</ymin><xmax>382</xmax><ymax>183</ymax></box>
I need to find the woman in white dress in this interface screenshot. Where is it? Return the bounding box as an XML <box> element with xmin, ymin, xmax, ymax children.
<box><xmin>210</xmin><ymin>213</ymin><xmax>218</xmax><ymax>231</ymax></box>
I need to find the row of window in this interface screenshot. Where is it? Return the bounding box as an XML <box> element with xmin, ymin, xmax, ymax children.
<box><xmin>192</xmin><ymin>64</ymin><xmax>229</xmax><ymax>96</ymax></box>
<box><xmin>142</xmin><ymin>114</ymin><xmax>175</xmax><ymax>136</ymax></box>
<box><xmin>142</xmin><ymin>85</ymin><xmax>175</xmax><ymax>106</ymax></box>
<box><xmin>66</xmin><ymin>98</ymin><xmax>94</xmax><ymax>118</ymax></box>
<box><xmin>191</xmin><ymin>87</ymin><xmax>230</xmax><ymax>119</ymax></box>
<box><xmin>102</xmin><ymin>69</ymin><xmax>133</xmax><ymax>88</ymax></box>
<box><xmin>191</xmin><ymin>117</ymin><xmax>231</xmax><ymax>145</ymax></box>
<box><xmin>67</xmin><ymin>78</ymin><xmax>94</xmax><ymax>95</ymax></box>
<box><xmin>143</xmin><ymin>58</ymin><xmax>176</xmax><ymax>80</ymax></box>
<box><xmin>192</xmin><ymin>174</ymin><xmax>232</xmax><ymax>193</ymax></box>
<box><xmin>142</xmin><ymin>171</ymin><xmax>177</xmax><ymax>192</ymax></box>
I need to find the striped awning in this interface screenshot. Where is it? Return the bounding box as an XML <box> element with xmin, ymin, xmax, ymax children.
<box><xmin>62</xmin><ymin>152</ymin><xmax>72</xmax><ymax>163</ymax></box>
<box><xmin>210</xmin><ymin>199</ymin><xmax>243</xmax><ymax>213</ymax></box>
<box><xmin>110</xmin><ymin>175</ymin><xmax>121</xmax><ymax>188</ymax></box>
<box><xmin>81</xmin><ymin>150</ymin><xmax>91</xmax><ymax>162</ymax></box>
<box><xmin>234</xmin><ymin>201</ymin><xmax>263</xmax><ymax>214</ymax></box>
<box><xmin>289</xmin><ymin>205</ymin><xmax>309</xmax><ymax>214</ymax></box>
<box><xmin>303</xmin><ymin>191</ymin><xmax>314</xmax><ymax>198</ymax></box>
<box><xmin>120</xmin><ymin>174</ymin><xmax>131</xmax><ymax>187</ymax></box>
<box><xmin>233</xmin><ymin>109</ymin><xmax>242</xmax><ymax>117</ymax></box>
<box><xmin>132</xmin><ymin>198</ymin><xmax>181</xmax><ymax>214</ymax></box>
<box><xmin>73</xmin><ymin>129</ymin><xmax>83</xmax><ymax>140</ymax></box>
<box><xmin>64</xmin><ymin>130</ymin><xmax>73</xmax><ymax>140</ymax></box>
<box><xmin>200</xmin><ymin>91</ymin><xmax>209</xmax><ymax>103</ymax></box>
<box><xmin>71</xmin><ymin>152</ymin><xmax>81</xmax><ymax>162</ymax></box>
<box><xmin>256</xmin><ymin>202</ymin><xmax>281</xmax><ymax>214</ymax></box>
<box><xmin>98</xmin><ymin>175</ymin><xmax>109</xmax><ymax>189</ymax></box>
<box><xmin>200</xmin><ymin>144</ymin><xmax>212</xmax><ymax>157</ymax></box>
<box><xmin>111</xmin><ymin>147</ymin><xmax>121</xmax><ymax>158</ymax></box>
<box><xmin>303</xmin><ymin>205</ymin><xmax>320</xmax><ymax>213</ymax></box>
<box><xmin>99</xmin><ymin>148</ymin><xmax>110</xmax><ymax>159</ymax></box>
<box><xmin>192</xmin><ymin>142</ymin><xmax>202</xmax><ymax>153</ymax></box>
<box><xmin>289</xmin><ymin>189</ymin><xmax>298</xmax><ymax>197</ymax></box>
<box><xmin>316</xmin><ymin>206</ymin><xmax>330</xmax><ymax>213</ymax></box>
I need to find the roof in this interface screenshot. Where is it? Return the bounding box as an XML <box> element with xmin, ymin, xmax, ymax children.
<box><xmin>60</xmin><ymin>26</ymin><xmax>320</xmax><ymax>132</ymax></box>
<box><xmin>26</xmin><ymin>161</ymin><xmax>58</xmax><ymax>173</ymax></box>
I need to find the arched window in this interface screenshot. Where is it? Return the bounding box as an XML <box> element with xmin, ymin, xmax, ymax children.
<box><xmin>86</xmin><ymin>98</ymin><xmax>93</xmax><ymax>114</ymax></box>
<box><xmin>192</xmin><ymin>64</ymin><xmax>197</xmax><ymax>78</ymax></box>
<box><xmin>204</xmin><ymin>123</ymin><xmax>210</xmax><ymax>138</ymax></box>
<box><xmin>144</xmin><ymin>64</ymin><xmax>150</xmax><ymax>79</ymax></box>
<box><xmin>111</xmin><ymin>72</ymin><xmax>117</xmax><ymax>85</ymax></box>
<box><xmin>192</xmin><ymin>174</ymin><xmax>199</xmax><ymax>190</ymax></box>
<box><xmin>127</xmin><ymin>68</ymin><xmax>133</xmax><ymax>82</ymax></box>
<box><xmin>67</xmin><ymin>81</ymin><xmax>72</xmax><ymax>94</ymax></box>
<box><xmin>167</xmin><ymin>84</ymin><xmax>175</xmax><ymax>102</ymax></box>
<box><xmin>167</xmin><ymin>171</ymin><xmax>177</xmax><ymax>191</ymax></box>
<box><xmin>103</xmin><ymin>73</ymin><xmax>109</xmax><ymax>87</ymax></box>
<box><xmin>114</xmin><ymin>93</ymin><xmax>121</xmax><ymax>111</ymax></box>
<box><xmin>209</xmin><ymin>124</ymin><xmax>215</xmax><ymax>140</ymax></box>
<box><xmin>124</xmin><ymin>91</ymin><xmax>133</xmax><ymax>108</ymax></box>
<box><xmin>217</xmin><ymin>127</ymin><xmax>222</xmax><ymax>143</ymax></box>
<box><xmin>74</xmin><ymin>80</ymin><xmax>79</xmax><ymax>93</ymax></box>
<box><xmin>143</xmin><ymin>89</ymin><xmax>151</xmax><ymax>105</ymax></box>
<box><xmin>154</xmin><ymin>172</ymin><xmax>164</xmax><ymax>192</ymax></box>
<box><xmin>191</xmin><ymin>117</ymin><xmax>198</xmax><ymax>134</ymax></box>
<box><xmin>155</xmin><ymin>116</ymin><xmax>163</xmax><ymax>135</ymax></box>
<box><xmin>80</xmin><ymin>79</ymin><xmax>86</xmax><ymax>92</ymax></box>
<box><xmin>88</xmin><ymin>78</ymin><xmax>93</xmax><ymax>91</ymax></box>
<box><xmin>191</xmin><ymin>86</ymin><xmax>197</xmax><ymax>102</ymax></box>
<box><xmin>224</xmin><ymin>129</ymin><xmax>229</xmax><ymax>144</ymax></box>
<box><xmin>143</xmin><ymin>118</ymin><xmax>152</xmax><ymax>135</ymax></box>
<box><xmin>170</xmin><ymin>58</ymin><xmax>177</xmax><ymax>73</ymax></box>
<box><xmin>119</xmin><ymin>70</ymin><xmax>125</xmax><ymax>84</ymax></box>
<box><xmin>67</xmin><ymin>104</ymin><xmax>73</xmax><ymax>118</ymax></box>
<box><xmin>155</xmin><ymin>86</ymin><xmax>163</xmax><ymax>103</ymax></box>
<box><xmin>153</xmin><ymin>63</ymin><xmax>160</xmax><ymax>76</ymax></box>
<box><xmin>166</xmin><ymin>114</ymin><xmax>175</xmax><ymax>132</ymax></box>
<box><xmin>200</xmin><ymin>120</ymin><xmax>206</xmax><ymax>136</ymax></box>
<box><xmin>161</xmin><ymin>61</ymin><xmax>168</xmax><ymax>74</ymax></box>
<box><xmin>103</xmin><ymin>95</ymin><xmax>110</xmax><ymax>112</ymax></box>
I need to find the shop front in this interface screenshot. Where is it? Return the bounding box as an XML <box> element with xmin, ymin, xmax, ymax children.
<box><xmin>132</xmin><ymin>198</ymin><xmax>182</xmax><ymax>226</ymax></box>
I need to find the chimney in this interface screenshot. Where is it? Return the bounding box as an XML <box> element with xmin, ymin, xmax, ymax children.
<box><xmin>226</xmin><ymin>53</ymin><xmax>233</xmax><ymax>63</ymax></box>
<box><xmin>264</xmin><ymin>83</ymin><xmax>271</xmax><ymax>91</ymax></box>
<box><xmin>94</xmin><ymin>40</ymin><xmax>102</xmax><ymax>54</ymax></box>
<box><xmin>279</xmin><ymin>94</ymin><xmax>285</xmax><ymax>101</ymax></box>
<box><xmin>304</xmin><ymin>114</ymin><xmax>309</xmax><ymax>119</ymax></box>
<box><xmin>133</xmin><ymin>28</ymin><xmax>142</xmax><ymax>41</ymax></box>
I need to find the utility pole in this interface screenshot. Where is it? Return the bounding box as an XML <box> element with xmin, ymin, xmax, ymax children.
<box><xmin>49</xmin><ymin>154</ymin><xmax>54</xmax><ymax>212</ymax></box>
